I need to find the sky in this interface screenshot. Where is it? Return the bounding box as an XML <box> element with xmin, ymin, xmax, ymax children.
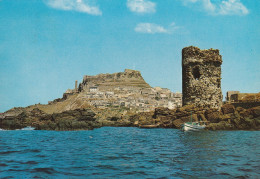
<box><xmin>0</xmin><ymin>0</ymin><xmax>259</xmax><ymax>112</ymax></box>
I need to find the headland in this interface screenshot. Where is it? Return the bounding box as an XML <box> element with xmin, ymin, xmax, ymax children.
<box><xmin>0</xmin><ymin>47</ymin><xmax>259</xmax><ymax>131</ymax></box>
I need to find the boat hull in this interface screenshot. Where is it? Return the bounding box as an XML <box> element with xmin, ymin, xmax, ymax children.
<box><xmin>183</xmin><ymin>123</ymin><xmax>205</xmax><ymax>131</ymax></box>
<box><xmin>21</xmin><ymin>126</ymin><xmax>35</xmax><ymax>130</ymax></box>
<box><xmin>139</xmin><ymin>124</ymin><xmax>159</xmax><ymax>128</ymax></box>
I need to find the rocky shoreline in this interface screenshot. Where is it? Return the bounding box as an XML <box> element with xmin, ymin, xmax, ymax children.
<box><xmin>1</xmin><ymin>104</ymin><xmax>259</xmax><ymax>131</ymax></box>
<box><xmin>1</xmin><ymin>47</ymin><xmax>259</xmax><ymax>131</ymax></box>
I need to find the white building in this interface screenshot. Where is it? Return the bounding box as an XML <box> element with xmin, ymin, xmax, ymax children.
<box><xmin>89</xmin><ymin>86</ymin><xmax>98</xmax><ymax>92</ymax></box>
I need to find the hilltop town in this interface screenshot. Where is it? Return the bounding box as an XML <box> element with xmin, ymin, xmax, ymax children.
<box><xmin>49</xmin><ymin>69</ymin><xmax>182</xmax><ymax>113</ymax></box>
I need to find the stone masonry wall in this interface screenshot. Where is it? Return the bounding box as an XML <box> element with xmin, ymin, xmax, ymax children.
<box><xmin>182</xmin><ymin>46</ymin><xmax>222</xmax><ymax>109</ymax></box>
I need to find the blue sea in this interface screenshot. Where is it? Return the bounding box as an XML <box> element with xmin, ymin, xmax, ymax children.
<box><xmin>0</xmin><ymin>127</ymin><xmax>259</xmax><ymax>178</ymax></box>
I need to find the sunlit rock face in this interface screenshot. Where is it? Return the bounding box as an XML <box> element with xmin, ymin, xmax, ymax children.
<box><xmin>182</xmin><ymin>46</ymin><xmax>222</xmax><ymax>109</ymax></box>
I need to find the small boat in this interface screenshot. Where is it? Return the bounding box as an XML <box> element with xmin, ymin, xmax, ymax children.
<box><xmin>21</xmin><ymin>126</ymin><xmax>35</xmax><ymax>130</ymax></box>
<box><xmin>182</xmin><ymin>112</ymin><xmax>206</xmax><ymax>131</ymax></box>
<box><xmin>182</xmin><ymin>122</ymin><xmax>206</xmax><ymax>131</ymax></box>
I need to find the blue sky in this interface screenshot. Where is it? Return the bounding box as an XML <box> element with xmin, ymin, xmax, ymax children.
<box><xmin>0</xmin><ymin>0</ymin><xmax>259</xmax><ymax>112</ymax></box>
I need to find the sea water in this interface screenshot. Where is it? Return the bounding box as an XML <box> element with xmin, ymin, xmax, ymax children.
<box><xmin>0</xmin><ymin>127</ymin><xmax>259</xmax><ymax>178</ymax></box>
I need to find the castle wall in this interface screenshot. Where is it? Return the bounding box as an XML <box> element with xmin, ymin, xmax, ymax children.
<box><xmin>182</xmin><ymin>46</ymin><xmax>222</xmax><ymax>109</ymax></box>
<box><xmin>78</xmin><ymin>69</ymin><xmax>150</xmax><ymax>93</ymax></box>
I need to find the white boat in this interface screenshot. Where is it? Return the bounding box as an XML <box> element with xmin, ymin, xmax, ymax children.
<box><xmin>182</xmin><ymin>112</ymin><xmax>206</xmax><ymax>131</ymax></box>
<box><xmin>21</xmin><ymin>126</ymin><xmax>35</xmax><ymax>130</ymax></box>
<box><xmin>183</xmin><ymin>122</ymin><xmax>206</xmax><ymax>131</ymax></box>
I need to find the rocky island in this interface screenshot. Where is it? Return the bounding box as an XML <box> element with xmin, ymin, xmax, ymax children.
<box><xmin>0</xmin><ymin>46</ymin><xmax>259</xmax><ymax>131</ymax></box>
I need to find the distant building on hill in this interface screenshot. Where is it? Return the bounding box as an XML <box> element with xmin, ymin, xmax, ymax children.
<box><xmin>226</xmin><ymin>91</ymin><xmax>240</xmax><ymax>102</ymax></box>
<box><xmin>226</xmin><ymin>91</ymin><xmax>260</xmax><ymax>103</ymax></box>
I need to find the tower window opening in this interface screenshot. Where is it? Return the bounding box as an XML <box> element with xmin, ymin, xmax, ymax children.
<box><xmin>192</xmin><ymin>67</ymin><xmax>201</xmax><ymax>80</ymax></box>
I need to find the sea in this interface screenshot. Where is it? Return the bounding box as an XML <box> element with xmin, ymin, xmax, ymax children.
<box><xmin>0</xmin><ymin>127</ymin><xmax>259</xmax><ymax>178</ymax></box>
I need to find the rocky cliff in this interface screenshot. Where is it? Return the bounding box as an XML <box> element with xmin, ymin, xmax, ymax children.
<box><xmin>130</xmin><ymin>104</ymin><xmax>260</xmax><ymax>130</ymax></box>
<box><xmin>1</xmin><ymin>103</ymin><xmax>259</xmax><ymax>130</ymax></box>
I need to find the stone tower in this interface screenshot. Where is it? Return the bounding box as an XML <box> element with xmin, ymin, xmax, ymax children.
<box><xmin>75</xmin><ymin>80</ymin><xmax>78</xmax><ymax>92</ymax></box>
<box><xmin>182</xmin><ymin>46</ymin><xmax>222</xmax><ymax>109</ymax></box>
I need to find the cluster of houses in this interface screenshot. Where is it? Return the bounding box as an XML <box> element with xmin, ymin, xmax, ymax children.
<box><xmin>65</xmin><ymin>84</ymin><xmax>182</xmax><ymax>112</ymax></box>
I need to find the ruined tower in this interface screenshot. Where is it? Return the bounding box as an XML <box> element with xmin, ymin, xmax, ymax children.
<box><xmin>75</xmin><ymin>80</ymin><xmax>78</xmax><ymax>92</ymax></box>
<box><xmin>182</xmin><ymin>46</ymin><xmax>222</xmax><ymax>109</ymax></box>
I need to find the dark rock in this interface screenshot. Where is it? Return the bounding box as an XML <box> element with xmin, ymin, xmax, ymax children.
<box><xmin>30</xmin><ymin>108</ymin><xmax>46</xmax><ymax>117</ymax></box>
<box><xmin>198</xmin><ymin>113</ymin><xmax>207</xmax><ymax>122</ymax></box>
<box><xmin>221</xmin><ymin>104</ymin><xmax>235</xmax><ymax>114</ymax></box>
<box><xmin>107</xmin><ymin>117</ymin><xmax>119</xmax><ymax>121</ymax></box>
<box><xmin>176</xmin><ymin>105</ymin><xmax>195</xmax><ymax>113</ymax></box>
<box><xmin>251</xmin><ymin>106</ymin><xmax>260</xmax><ymax>117</ymax></box>
<box><xmin>153</xmin><ymin>107</ymin><xmax>176</xmax><ymax>118</ymax></box>
<box><xmin>205</xmin><ymin>110</ymin><xmax>222</xmax><ymax>123</ymax></box>
<box><xmin>0</xmin><ymin>108</ymin><xmax>97</xmax><ymax>130</ymax></box>
<box><xmin>206</xmin><ymin>121</ymin><xmax>234</xmax><ymax>130</ymax></box>
<box><xmin>172</xmin><ymin>119</ymin><xmax>183</xmax><ymax>128</ymax></box>
<box><xmin>221</xmin><ymin>114</ymin><xmax>232</xmax><ymax>121</ymax></box>
<box><xmin>1</xmin><ymin>100</ymin><xmax>259</xmax><ymax>131</ymax></box>
<box><xmin>40</xmin><ymin>114</ymin><xmax>54</xmax><ymax>121</ymax></box>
